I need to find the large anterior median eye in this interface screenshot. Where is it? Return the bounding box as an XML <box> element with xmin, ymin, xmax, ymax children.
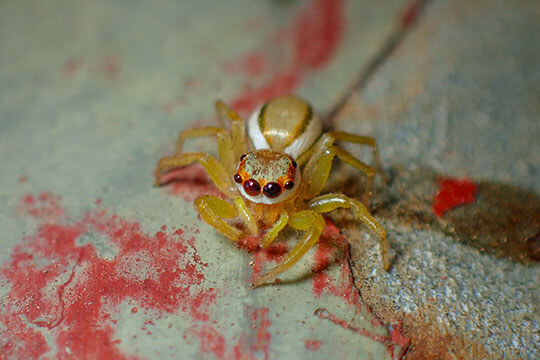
<box><xmin>263</xmin><ymin>182</ymin><xmax>282</xmax><ymax>198</ymax></box>
<box><xmin>244</xmin><ymin>179</ymin><xmax>261</xmax><ymax>196</ymax></box>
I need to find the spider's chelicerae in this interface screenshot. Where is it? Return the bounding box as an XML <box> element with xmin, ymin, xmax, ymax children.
<box><xmin>155</xmin><ymin>96</ymin><xmax>389</xmax><ymax>287</ymax></box>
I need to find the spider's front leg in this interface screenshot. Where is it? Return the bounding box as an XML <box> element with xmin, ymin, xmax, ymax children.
<box><xmin>253</xmin><ymin>210</ymin><xmax>325</xmax><ymax>288</ymax></box>
<box><xmin>308</xmin><ymin>193</ymin><xmax>389</xmax><ymax>270</ymax></box>
<box><xmin>301</xmin><ymin>131</ymin><xmax>387</xmax><ymax>205</ymax></box>
<box><xmin>155</xmin><ymin>152</ymin><xmax>237</xmax><ymax>197</ymax></box>
<box><xmin>195</xmin><ymin>195</ymin><xmax>258</xmax><ymax>241</ymax></box>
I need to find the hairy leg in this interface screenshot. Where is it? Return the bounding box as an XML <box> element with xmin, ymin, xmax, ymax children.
<box><xmin>327</xmin><ymin>131</ymin><xmax>387</xmax><ymax>181</ymax></box>
<box><xmin>155</xmin><ymin>152</ymin><xmax>236</xmax><ymax>197</ymax></box>
<box><xmin>215</xmin><ymin>100</ymin><xmax>247</xmax><ymax>161</ymax></box>
<box><xmin>232</xmin><ymin>196</ymin><xmax>258</xmax><ymax>235</ymax></box>
<box><xmin>301</xmin><ymin>131</ymin><xmax>387</xmax><ymax>204</ymax></box>
<box><xmin>174</xmin><ymin>126</ymin><xmax>235</xmax><ymax>173</ymax></box>
<box><xmin>261</xmin><ymin>213</ymin><xmax>289</xmax><ymax>248</ymax></box>
<box><xmin>308</xmin><ymin>193</ymin><xmax>389</xmax><ymax>270</ymax></box>
<box><xmin>253</xmin><ymin>210</ymin><xmax>325</xmax><ymax>288</ymax></box>
<box><xmin>195</xmin><ymin>195</ymin><xmax>242</xmax><ymax>241</ymax></box>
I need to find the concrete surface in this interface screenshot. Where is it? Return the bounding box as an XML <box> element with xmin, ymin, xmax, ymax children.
<box><xmin>329</xmin><ymin>0</ymin><xmax>539</xmax><ymax>359</ymax></box>
<box><xmin>1</xmin><ymin>0</ymin><xmax>412</xmax><ymax>359</ymax></box>
<box><xmin>1</xmin><ymin>0</ymin><xmax>538</xmax><ymax>359</ymax></box>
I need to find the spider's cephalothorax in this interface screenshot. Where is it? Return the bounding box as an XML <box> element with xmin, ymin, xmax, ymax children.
<box><xmin>234</xmin><ymin>150</ymin><xmax>301</xmax><ymax>204</ymax></box>
<box><xmin>155</xmin><ymin>95</ymin><xmax>389</xmax><ymax>287</ymax></box>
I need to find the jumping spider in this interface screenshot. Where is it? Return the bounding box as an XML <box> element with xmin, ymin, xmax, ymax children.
<box><xmin>155</xmin><ymin>96</ymin><xmax>389</xmax><ymax>287</ymax></box>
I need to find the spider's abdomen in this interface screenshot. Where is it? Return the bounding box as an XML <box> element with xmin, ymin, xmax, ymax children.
<box><xmin>248</xmin><ymin>96</ymin><xmax>322</xmax><ymax>159</ymax></box>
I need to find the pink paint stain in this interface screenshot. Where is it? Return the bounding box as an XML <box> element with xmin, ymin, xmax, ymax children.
<box><xmin>400</xmin><ymin>0</ymin><xmax>424</xmax><ymax>28</ymax></box>
<box><xmin>2</xmin><ymin>193</ymin><xmax>216</xmax><ymax>359</ymax></box>
<box><xmin>185</xmin><ymin>307</ymin><xmax>272</xmax><ymax>360</ymax></box>
<box><xmin>230</xmin><ymin>0</ymin><xmax>345</xmax><ymax>113</ymax></box>
<box><xmin>99</xmin><ymin>54</ymin><xmax>121</xmax><ymax>79</ymax></box>
<box><xmin>433</xmin><ymin>177</ymin><xmax>478</xmax><ymax>217</ymax></box>
<box><xmin>17</xmin><ymin>192</ymin><xmax>64</xmax><ymax>223</ymax></box>
<box><xmin>315</xmin><ymin>308</ymin><xmax>409</xmax><ymax>359</ymax></box>
<box><xmin>305</xmin><ymin>339</ymin><xmax>322</xmax><ymax>351</ymax></box>
<box><xmin>312</xmin><ymin>219</ymin><xmax>361</xmax><ymax>308</ymax></box>
<box><xmin>61</xmin><ymin>57</ymin><xmax>83</xmax><ymax>78</ymax></box>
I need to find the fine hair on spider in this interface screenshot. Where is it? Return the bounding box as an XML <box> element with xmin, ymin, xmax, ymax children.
<box><xmin>155</xmin><ymin>95</ymin><xmax>389</xmax><ymax>287</ymax></box>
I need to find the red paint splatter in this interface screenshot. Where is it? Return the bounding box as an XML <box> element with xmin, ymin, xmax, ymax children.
<box><xmin>400</xmin><ymin>0</ymin><xmax>424</xmax><ymax>28</ymax></box>
<box><xmin>251</xmin><ymin>307</ymin><xmax>272</xmax><ymax>360</ymax></box>
<box><xmin>61</xmin><ymin>57</ymin><xmax>82</xmax><ymax>78</ymax></box>
<box><xmin>433</xmin><ymin>177</ymin><xmax>478</xmax><ymax>217</ymax></box>
<box><xmin>185</xmin><ymin>324</ymin><xmax>226</xmax><ymax>359</ymax></box>
<box><xmin>388</xmin><ymin>321</ymin><xmax>410</xmax><ymax>359</ymax></box>
<box><xmin>293</xmin><ymin>0</ymin><xmax>344</xmax><ymax>68</ymax></box>
<box><xmin>312</xmin><ymin>219</ymin><xmax>361</xmax><ymax>308</ymax></box>
<box><xmin>231</xmin><ymin>0</ymin><xmax>345</xmax><ymax>113</ymax></box>
<box><xmin>315</xmin><ymin>308</ymin><xmax>409</xmax><ymax>358</ymax></box>
<box><xmin>185</xmin><ymin>307</ymin><xmax>271</xmax><ymax>360</ymax></box>
<box><xmin>99</xmin><ymin>55</ymin><xmax>121</xmax><ymax>79</ymax></box>
<box><xmin>224</xmin><ymin>52</ymin><xmax>267</xmax><ymax>77</ymax></box>
<box><xmin>2</xmin><ymin>193</ymin><xmax>216</xmax><ymax>359</ymax></box>
<box><xmin>17</xmin><ymin>192</ymin><xmax>64</xmax><ymax>223</ymax></box>
<box><xmin>248</xmin><ymin>240</ymin><xmax>288</xmax><ymax>284</ymax></box>
<box><xmin>305</xmin><ymin>339</ymin><xmax>322</xmax><ymax>351</ymax></box>
<box><xmin>232</xmin><ymin>72</ymin><xmax>300</xmax><ymax>114</ymax></box>
<box><xmin>314</xmin><ymin>308</ymin><xmax>391</xmax><ymax>345</ymax></box>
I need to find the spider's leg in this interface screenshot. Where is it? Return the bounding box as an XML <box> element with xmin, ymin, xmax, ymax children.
<box><xmin>302</xmin><ymin>131</ymin><xmax>386</xmax><ymax>205</ymax></box>
<box><xmin>195</xmin><ymin>195</ymin><xmax>242</xmax><ymax>241</ymax></box>
<box><xmin>232</xmin><ymin>196</ymin><xmax>258</xmax><ymax>235</ymax></box>
<box><xmin>253</xmin><ymin>210</ymin><xmax>325</xmax><ymax>288</ymax></box>
<box><xmin>332</xmin><ymin>145</ymin><xmax>375</xmax><ymax>206</ymax></box>
<box><xmin>174</xmin><ymin>127</ymin><xmax>234</xmax><ymax>173</ymax></box>
<box><xmin>215</xmin><ymin>100</ymin><xmax>247</xmax><ymax>160</ymax></box>
<box><xmin>326</xmin><ymin>131</ymin><xmax>388</xmax><ymax>183</ymax></box>
<box><xmin>301</xmin><ymin>136</ymin><xmax>336</xmax><ymax>200</ymax></box>
<box><xmin>308</xmin><ymin>193</ymin><xmax>389</xmax><ymax>270</ymax></box>
<box><xmin>261</xmin><ymin>213</ymin><xmax>289</xmax><ymax>248</ymax></box>
<box><xmin>155</xmin><ymin>152</ymin><xmax>236</xmax><ymax>197</ymax></box>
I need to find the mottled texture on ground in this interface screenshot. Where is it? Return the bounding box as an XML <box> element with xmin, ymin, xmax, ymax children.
<box><xmin>329</xmin><ymin>0</ymin><xmax>539</xmax><ymax>358</ymax></box>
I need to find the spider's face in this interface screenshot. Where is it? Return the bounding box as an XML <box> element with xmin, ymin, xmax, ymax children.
<box><xmin>233</xmin><ymin>150</ymin><xmax>300</xmax><ymax>205</ymax></box>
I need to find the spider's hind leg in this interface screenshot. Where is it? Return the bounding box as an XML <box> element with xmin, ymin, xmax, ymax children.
<box><xmin>308</xmin><ymin>193</ymin><xmax>389</xmax><ymax>270</ymax></box>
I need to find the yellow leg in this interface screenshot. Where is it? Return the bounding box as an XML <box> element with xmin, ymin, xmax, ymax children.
<box><xmin>327</xmin><ymin>131</ymin><xmax>387</xmax><ymax>182</ymax></box>
<box><xmin>332</xmin><ymin>146</ymin><xmax>374</xmax><ymax>205</ymax></box>
<box><xmin>253</xmin><ymin>210</ymin><xmax>325</xmax><ymax>288</ymax></box>
<box><xmin>301</xmin><ymin>131</ymin><xmax>386</xmax><ymax>205</ymax></box>
<box><xmin>155</xmin><ymin>152</ymin><xmax>236</xmax><ymax>197</ymax></box>
<box><xmin>195</xmin><ymin>195</ymin><xmax>242</xmax><ymax>241</ymax></box>
<box><xmin>301</xmin><ymin>144</ymin><xmax>335</xmax><ymax>200</ymax></box>
<box><xmin>174</xmin><ymin>126</ymin><xmax>234</xmax><ymax>173</ymax></box>
<box><xmin>233</xmin><ymin>196</ymin><xmax>259</xmax><ymax>235</ymax></box>
<box><xmin>308</xmin><ymin>193</ymin><xmax>389</xmax><ymax>270</ymax></box>
<box><xmin>261</xmin><ymin>213</ymin><xmax>289</xmax><ymax>248</ymax></box>
<box><xmin>215</xmin><ymin>100</ymin><xmax>247</xmax><ymax>161</ymax></box>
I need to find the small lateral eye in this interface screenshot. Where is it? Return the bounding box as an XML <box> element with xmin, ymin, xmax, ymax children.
<box><xmin>240</xmin><ymin>154</ymin><xmax>246</xmax><ymax>161</ymax></box>
<box><xmin>234</xmin><ymin>174</ymin><xmax>243</xmax><ymax>184</ymax></box>
<box><xmin>284</xmin><ymin>181</ymin><xmax>295</xmax><ymax>190</ymax></box>
<box><xmin>263</xmin><ymin>182</ymin><xmax>282</xmax><ymax>198</ymax></box>
<box><xmin>291</xmin><ymin>160</ymin><xmax>297</xmax><ymax>169</ymax></box>
<box><xmin>244</xmin><ymin>179</ymin><xmax>261</xmax><ymax>196</ymax></box>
